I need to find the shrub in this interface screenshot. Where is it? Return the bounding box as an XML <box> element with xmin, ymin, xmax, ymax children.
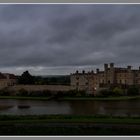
<box><xmin>113</xmin><ymin>87</ymin><xmax>124</xmax><ymax>96</ymax></box>
<box><xmin>127</xmin><ymin>86</ymin><xmax>140</xmax><ymax>96</ymax></box>
<box><xmin>17</xmin><ymin>88</ymin><xmax>28</xmax><ymax>96</ymax></box>
<box><xmin>0</xmin><ymin>88</ymin><xmax>10</xmax><ymax>96</ymax></box>
<box><xmin>63</xmin><ymin>90</ymin><xmax>77</xmax><ymax>97</ymax></box>
<box><xmin>26</xmin><ymin>90</ymin><xmax>53</xmax><ymax>97</ymax></box>
<box><xmin>42</xmin><ymin>90</ymin><xmax>52</xmax><ymax>97</ymax></box>
<box><xmin>97</xmin><ymin>89</ymin><xmax>112</xmax><ymax>97</ymax></box>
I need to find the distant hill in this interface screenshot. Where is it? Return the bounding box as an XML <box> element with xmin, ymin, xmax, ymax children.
<box><xmin>33</xmin><ymin>75</ymin><xmax>70</xmax><ymax>85</ymax></box>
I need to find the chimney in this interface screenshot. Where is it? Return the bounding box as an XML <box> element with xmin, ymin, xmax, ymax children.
<box><xmin>104</xmin><ymin>63</ymin><xmax>108</xmax><ymax>70</ymax></box>
<box><xmin>82</xmin><ymin>70</ymin><xmax>85</xmax><ymax>74</ymax></box>
<box><xmin>110</xmin><ymin>63</ymin><xmax>114</xmax><ymax>68</ymax></box>
<box><xmin>91</xmin><ymin>70</ymin><xmax>94</xmax><ymax>74</ymax></box>
<box><xmin>96</xmin><ymin>68</ymin><xmax>99</xmax><ymax>73</ymax></box>
<box><xmin>127</xmin><ymin>66</ymin><xmax>131</xmax><ymax>70</ymax></box>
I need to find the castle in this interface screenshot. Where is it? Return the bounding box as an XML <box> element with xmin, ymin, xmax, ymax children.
<box><xmin>0</xmin><ymin>72</ymin><xmax>17</xmax><ymax>89</ymax></box>
<box><xmin>1</xmin><ymin>63</ymin><xmax>140</xmax><ymax>95</ymax></box>
<box><xmin>70</xmin><ymin>63</ymin><xmax>140</xmax><ymax>94</ymax></box>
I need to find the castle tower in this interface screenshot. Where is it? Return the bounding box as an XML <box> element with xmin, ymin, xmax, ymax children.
<box><xmin>109</xmin><ymin>63</ymin><xmax>115</xmax><ymax>84</ymax></box>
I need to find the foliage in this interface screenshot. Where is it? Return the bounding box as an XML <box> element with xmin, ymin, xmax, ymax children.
<box><xmin>97</xmin><ymin>89</ymin><xmax>112</xmax><ymax>97</ymax></box>
<box><xmin>76</xmin><ymin>90</ymin><xmax>86</xmax><ymax>97</ymax></box>
<box><xmin>97</xmin><ymin>87</ymin><xmax>125</xmax><ymax>97</ymax></box>
<box><xmin>31</xmin><ymin>90</ymin><xmax>52</xmax><ymax>97</ymax></box>
<box><xmin>45</xmin><ymin>76</ymin><xmax>70</xmax><ymax>85</ymax></box>
<box><xmin>113</xmin><ymin>87</ymin><xmax>124</xmax><ymax>96</ymax></box>
<box><xmin>18</xmin><ymin>71</ymin><xmax>35</xmax><ymax>85</ymax></box>
<box><xmin>16</xmin><ymin>88</ymin><xmax>29</xmax><ymax>96</ymax></box>
<box><xmin>1</xmin><ymin>115</ymin><xmax>140</xmax><ymax>135</ymax></box>
<box><xmin>127</xmin><ymin>85</ymin><xmax>140</xmax><ymax>96</ymax></box>
<box><xmin>18</xmin><ymin>74</ymin><xmax>70</xmax><ymax>85</ymax></box>
<box><xmin>52</xmin><ymin>90</ymin><xmax>87</xmax><ymax>99</ymax></box>
<box><xmin>16</xmin><ymin>89</ymin><xmax>53</xmax><ymax>97</ymax></box>
<box><xmin>0</xmin><ymin>88</ymin><xmax>10</xmax><ymax>96</ymax></box>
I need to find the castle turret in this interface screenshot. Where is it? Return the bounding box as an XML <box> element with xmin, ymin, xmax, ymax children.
<box><xmin>110</xmin><ymin>63</ymin><xmax>114</xmax><ymax>68</ymax></box>
<box><xmin>82</xmin><ymin>70</ymin><xmax>85</xmax><ymax>74</ymax></box>
<box><xmin>104</xmin><ymin>63</ymin><xmax>108</xmax><ymax>71</ymax></box>
<box><xmin>127</xmin><ymin>66</ymin><xmax>131</xmax><ymax>70</ymax></box>
<box><xmin>96</xmin><ymin>68</ymin><xmax>99</xmax><ymax>73</ymax></box>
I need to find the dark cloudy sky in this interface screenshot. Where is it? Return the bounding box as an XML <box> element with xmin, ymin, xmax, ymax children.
<box><xmin>0</xmin><ymin>4</ymin><xmax>140</xmax><ymax>75</ymax></box>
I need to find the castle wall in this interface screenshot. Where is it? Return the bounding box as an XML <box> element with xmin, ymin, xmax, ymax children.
<box><xmin>70</xmin><ymin>63</ymin><xmax>140</xmax><ymax>94</ymax></box>
<box><xmin>8</xmin><ymin>85</ymin><xmax>72</xmax><ymax>93</ymax></box>
<box><xmin>0</xmin><ymin>79</ymin><xmax>17</xmax><ymax>89</ymax></box>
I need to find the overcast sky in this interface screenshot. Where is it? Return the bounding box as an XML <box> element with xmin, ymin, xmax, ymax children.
<box><xmin>0</xmin><ymin>4</ymin><xmax>140</xmax><ymax>75</ymax></box>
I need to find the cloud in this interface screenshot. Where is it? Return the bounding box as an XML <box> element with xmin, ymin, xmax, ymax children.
<box><xmin>0</xmin><ymin>4</ymin><xmax>140</xmax><ymax>75</ymax></box>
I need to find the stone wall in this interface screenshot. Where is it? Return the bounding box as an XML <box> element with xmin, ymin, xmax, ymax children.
<box><xmin>8</xmin><ymin>85</ymin><xmax>73</xmax><ymax>93</ymax></box>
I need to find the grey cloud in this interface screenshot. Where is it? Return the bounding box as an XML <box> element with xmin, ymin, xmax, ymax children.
<box><xmin>0</xmin><ymin>4</ymin><xmax>140</xmax><ymax>75</ymax></box>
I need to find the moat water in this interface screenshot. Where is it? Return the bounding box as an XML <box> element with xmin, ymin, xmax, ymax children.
<box><xmin>0</xmin><ymin>99</ymin><xmax>140</xmax><ymax>116</ymax></box>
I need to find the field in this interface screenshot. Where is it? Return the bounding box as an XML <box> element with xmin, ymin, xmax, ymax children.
<box><xmin>1</xmin><ymin>115</ymin><xmax>140</xmax><ymax>135</ymax></box>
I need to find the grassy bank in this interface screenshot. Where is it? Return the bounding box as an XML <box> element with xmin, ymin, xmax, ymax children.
<box><xmin>0</xmin><ymin>96</ymin><xmax>53</xmax><ymax>100</ymax></box>
<box><xmin>0</xmin><ymin>114</ymin><xmax>140</xmax><ymax>124</ymax></box>
<box><xmin>59</xmin><ymin>95</ymin><xmax>140</xmax><ymax>101</ymax></box>
<box><xmin>1</xmin><ymin>115</ymin><xmax>140</xmax><ymax>135</ymax></box>
<box><xmin>1</xmin><ymin>95</ymin><xmax>140</xmax><ymax>101</ymax></box>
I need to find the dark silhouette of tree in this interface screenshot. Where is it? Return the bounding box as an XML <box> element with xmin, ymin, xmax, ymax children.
<box><xmin>18</xmin><ymin>71</ymin><xmax>35</xmax><ymax>85</ymax></box>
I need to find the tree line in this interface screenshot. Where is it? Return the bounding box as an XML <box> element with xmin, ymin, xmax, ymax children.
<box><xmin>17</xmin><ymin>71</ymin><xmax>70</xmax><ymax>85</ymax></box>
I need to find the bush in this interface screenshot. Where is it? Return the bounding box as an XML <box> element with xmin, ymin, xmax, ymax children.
<box><xmin>66</xmin><ymin>90</ymin><xmax>77</xmax><ymax>97</ymax></box>
<box><xmin>77</xmin><ymin>90</ymin><xmax>86</xmax><ymax>97</ymax></box>
<box><xmin>113</xmin><ymin>87</ymin><xmax>124</xmax><ymax>96</ymax></box>
<box><xmin>27</xmin><ymin>90</ymin><xmax>53</xmax><ymax>97</ymax></box>
<box><xmin>97</xmin><ymin>89</ymin><xmax>112</xmax><ymax>97</ymax></box>
<box><xmin>53</xmin><ymin>90</ymin><xmax>87</xmax><ymax>98</ymax></box>
<box><xmin>0</xmin><ymin>88</ymin><xmax>10</xmax><ymax>96</ymax></box>
<box><xmin>42</xmin><ymin>90</ymin><xmax>52</xmax><ymax>97</ymax></box>
<box><xmin>127</xmin><ymin>86</ymin><xmax>140</xmax><ymax>96</ymax></box>
<box><xmin>17</xmin><ymin>89</ymin><xmax>28</xmax><ymax>96</ymax></box>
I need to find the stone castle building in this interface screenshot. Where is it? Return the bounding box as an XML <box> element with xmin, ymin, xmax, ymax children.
<box><xmin>70</xmin><ymin>63</ymin><xmax>140</xmax><ymax>94</ymax></box>
<box><xmin>0</xmin><ymin>73</ymin><xmax>17</xmax><ymax>89</ymax></box>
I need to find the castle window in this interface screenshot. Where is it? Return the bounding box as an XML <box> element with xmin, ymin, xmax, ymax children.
<box><xmin>76</xmin><ymin>77</ymin><xmax>79</xmax><ymax>80</ymax></box>
<box><xmin>108</xmin><ymin>80</ymin><xmax>110</xmax><ymax>84</ymax></box>
<box><xmin>120</xmin><ymin>80</ymin><xmax>122</xmax><ymax>84</ymax></box>
<box><xmin>76</xmin><ymin>82</ymin><xmax>79</xmax><ymax>86</ymax></box>
<box><xmin>85</xmin><ymin>82</ymin><xmax>88</xmax><ymax>85</ymax></box>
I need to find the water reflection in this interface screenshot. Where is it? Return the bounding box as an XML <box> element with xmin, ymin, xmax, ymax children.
<box><xmin>0</xmin><ymin>105</ymin><xmax>13</xmax><ymax>110</ymax></box>
<box><xmin>0</xmin><ymin>99</ymin><xmax>140</xmax><ymax>116</ymax></box>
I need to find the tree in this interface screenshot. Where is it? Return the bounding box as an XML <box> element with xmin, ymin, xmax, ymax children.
<box><xmin>18</xmin><ymin>71</ymin><xmax>35</xmax><ymax>85</ymax></box>
<box><xmin>127</xmin><ymin>85</ymin><xmax>139</xmax><ymax>96</ymax></box>
<box><xmin>113</xmin><ymin>87</ymin><xmax>124</xmax><ymax>96</ymax></box>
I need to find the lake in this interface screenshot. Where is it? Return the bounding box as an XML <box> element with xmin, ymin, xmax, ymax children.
<box><xmin>0</xmin><ymin>99</ymin><xmax>140</xmax><ymax>116</ymax></box>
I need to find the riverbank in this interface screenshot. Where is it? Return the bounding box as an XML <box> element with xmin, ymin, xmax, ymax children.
<box><xmin>0</xmin><ymin>96</ymin><xmax>53</xmax><ymax>100</ymax></box>
<box><xmin>0</xmin><ymin>95</ymin><xmax>140</xmax><ymax>101</ymax></box>
<box><xmin>59</xmin><ymin>96</ymin><xmax>140</xmax><ymax>101</ymax></box>
<box><xmin>1</xmin><ymin>115</ymin><xmax>140</xmax><ymax>135</ymax></box>
<box><xmin>1</xmin><ymin>114</ymin><xmax>140</xmax><ymax>124</ymax></box>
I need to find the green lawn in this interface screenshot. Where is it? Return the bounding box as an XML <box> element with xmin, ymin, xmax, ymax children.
<box><xmin>0</xmin><ymin>96</ymin><xmax>52</xmax><ymax>100</ymax></box>
<box><xmin>59</xmin><ymin>95</ymin><xmax>140</xmax><ymax>101</ymax></box>
<box><xmin>0</xmin><ymin>95</ymin><xmax>140</xmax><ymax>101</ymax></box>
<box><xmin>1</xmin><ymin>115</ymin><xmax>140</xmax><ymax>135</ymax></box>
<box><xmin>0</xmin><ymin>114</ymin><xmax>140</xmax><ymax>124</ymax></box>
